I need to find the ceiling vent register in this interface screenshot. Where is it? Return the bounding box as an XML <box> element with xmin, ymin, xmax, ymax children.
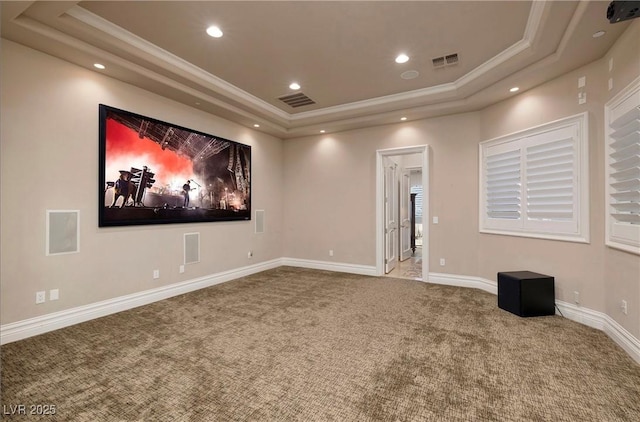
<box><xmin>432</xmin><ymin>53</ymin><xmax>459</xmax><ymax>68</ymax></box>
<box><xmin>278</xmin><ymin>92</ymin><xmax>316</xmax><ymax>108</ymax></box>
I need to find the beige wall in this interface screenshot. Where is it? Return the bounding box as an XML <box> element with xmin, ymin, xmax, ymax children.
<box><xmin>283</xmin><ymin>21</ymin><xmax>640</xmax><ymax>338</ymax></box>
<box><xmin>478</xmin><ymin>20</ymin><xmax>640</xmax><ymax>337</ymax></box>
<box><xmin>0</xmin><ymin>40</ymin><xmax>284</xmax><ymax>324</ymax></box>
<box><xmin>282</xmin><ymin>113</ymin><xmax>481</xmax><ymax>273</ymax></box>
<box><xmin>477</xmin><ymin>45</ymin><xmax>608</xmax><ymax>317</ymax></box>
<box><xmin>2</xmin><ymin>20</ymin><xmax>639</xmax><ymax>339</ymax></box>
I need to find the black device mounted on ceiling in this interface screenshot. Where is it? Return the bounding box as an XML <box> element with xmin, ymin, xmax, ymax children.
<box><xmin>607</xmin><ymin>1</ymin><xmax>640</xmax><ymax>23</ymax></box>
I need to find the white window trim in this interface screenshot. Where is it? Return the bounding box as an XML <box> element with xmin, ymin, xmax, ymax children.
<box><xmin>604</xmin><ymin>76</ymin><xmax>640</xmax><ymax>255</ymax></box>
<box><xmin>479</xmin><ymin>112</ymin><xmax>589</xmax><ymax>243</ymax></box>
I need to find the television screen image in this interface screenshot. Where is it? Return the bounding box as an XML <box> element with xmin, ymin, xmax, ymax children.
<box><xmin>99</xmin><ymin>105</ymin><xmax>251</xmax><ymax>227</ymax></box>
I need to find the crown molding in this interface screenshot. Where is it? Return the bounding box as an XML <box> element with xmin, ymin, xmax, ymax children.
<box><xmin>10</xmin><ymin>13</ymin><xmax>292</xmax><ymax>135</ymax></box>
<box><xmin>554</xmin><ymin>0</ymin><xmax>590</xmax><ymax>58</ymax></box>
<box><xmin>65</xmin><ymin>5</ymin><xmax>291</xmax><ymax>121</ymax></box>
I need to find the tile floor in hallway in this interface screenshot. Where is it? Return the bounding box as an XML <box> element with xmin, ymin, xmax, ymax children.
<box><xmin>385</xmin><ymin>246</ymin><xmax>422</xmax><ymax>280</ymax></box>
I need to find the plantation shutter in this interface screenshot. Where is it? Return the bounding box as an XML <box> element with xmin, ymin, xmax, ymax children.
<box><xmin>606</xmin><ymin>80</ymin><xmax>640</xmax><ymax>255</ymax></box>
<box><xmin>525</xmin><ymin>132</ymin><xmax>575</xmax><ymax>222</ymax></box>
<box><xmin>485</xmin><ymin>149</ymin><xmax>521</xmax><ymax>220</ymax></box>
<box><xmin>480</xmin><ymin>112</ymin><xmax>588</xmax><ymax>242</ymax></box>
<box><xmin>410</xmin><ymin>185</ymin><xmax>423</xmax><ymax>219</ymax></box>
<box><xmin>609</xmin><ymin>108</ymin><xmax>640</xmax><ymax>225</ymax></box>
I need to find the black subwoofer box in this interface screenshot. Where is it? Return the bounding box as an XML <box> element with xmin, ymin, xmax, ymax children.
<box><xmin>497</xmin><ymin>271</ymin><xmax>555</xmax><ymax>317</ymax></box>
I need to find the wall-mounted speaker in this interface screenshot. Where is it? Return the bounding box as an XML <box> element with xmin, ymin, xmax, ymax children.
<box><xmin>255</xmin><ymin>209</ymin><xmax>265</xmax><ymax>234</ymax></box>
<box><xmin>184</xmin><ymin>232</ymin><xmax>200</xmax><ymax>265</ymax></box>
<box><xmin>46</xmin><ymin>210</ymin><xmax>80</xmax><ymax>256</ymax></box>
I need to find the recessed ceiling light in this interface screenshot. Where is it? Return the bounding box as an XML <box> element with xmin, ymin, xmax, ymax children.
<box><xmin>253</xmin><ymin>124</ymin><xmax>260</xmax><ymax>128</ymax></box>
<box><xmin>510</xmin><ymin>87</ymin><xmax>520</xmax><ymax>92</ymax></box>
<box><xmin>320</xmin><ymin>130</ymin><xmax>326</xmax><ymax>133</ymax></box>
<box><xmin>289</xmin><ymin>82</ymin><xmax>301</xmax><ymax>90</ymax></box>
<box><xmin>206</xmin><ymin>25</ymin><xmax>223</xmax><ymax>38</ymax></box>
<box><xmin>400</xmin><ymin>117</ymin><xmax>407</xmax><ymax>121</ymax></box>
<box><xmin>395</xmin><ymin>54</ymin><xmax>410</xmax><ymax>64</ymax></box>
<box><xmin>592</xmin><ymin>30</ymin><xmax>606</xmax><ymax>38</ymax></box>
<box><xmin>93</xmin><ymin>63</ymin><xmax>105</xmax><ymax>69</ymax></box>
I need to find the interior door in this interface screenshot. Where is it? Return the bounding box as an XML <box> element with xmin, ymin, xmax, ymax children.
<box><xmin>399</xmin><ymin>169</ymin><xmax>412</xmax><ymax>261</ymax></box>
<box><xmin>384</xmin><ymin>158</ymin><xmax>398</xmax><ymax>273</ymax></box>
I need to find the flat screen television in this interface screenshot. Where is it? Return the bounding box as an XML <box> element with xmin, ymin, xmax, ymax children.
<box><xmin>98</xmin><ymin>104</ymin><xmax>251</xmax><ymax>227</ymax></box>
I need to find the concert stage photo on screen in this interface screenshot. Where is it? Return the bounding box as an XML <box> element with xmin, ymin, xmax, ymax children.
<box><xmin>99</xmin><ymin>105</ymin><xmax>251</xmax><ymax>227</ymax></box>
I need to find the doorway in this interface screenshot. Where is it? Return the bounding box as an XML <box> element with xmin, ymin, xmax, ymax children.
<box><xmin>376</xmin><ymin>145</ymin><xmax>429</xmax><ymax>281</ymax></box>
<box><xmin>387</xmin><ymin>167</ymin><xmax>424</xmax><ymax>279</ymax></box>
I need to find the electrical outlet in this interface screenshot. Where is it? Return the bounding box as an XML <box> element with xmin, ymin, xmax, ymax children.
<box><xmin>49</xmin><ymin>289</ymin><xmax>59</xmax><ymax>301</ymax></box>
<box><xmin>179</xmin><ymin>265</ymin><xmax>185</xmax><ymax>274</ymax></box>
<box><xmin>36</xmin><ymin>291</ymin><xmax>46</xmax><ymax>304</ymax></box>
<box><xmin>621</xmin><ymin>300</ymin><xmax>628</xmax><ymax>315</ymax></box>
<box><xmin>574</xmin><ymin>291</ymin><xmax>580</xmax><ymax>305</ymax></box>
<box><xmin>248</xmin><ymin>251</ymin><xmax>253</xmax><ymax>258</ymax></box>
<box><xmin>433</xmin><ymin>216</ymin><xmax>439</xmax><ymax>224</ymax></box>
<box><xmin>153</xmin><ymin>269</ymin><xmax>160</xmax><ymax>279</ymax></box>
<box><xmin>329</xmin><ymin>250</ymin><xmax>334</xmax><ymax>257</ymax></box>
<box><xmin>440</xmin><ymin>258</ymin><xmax>445</xmax><ymax>266</ymax></box>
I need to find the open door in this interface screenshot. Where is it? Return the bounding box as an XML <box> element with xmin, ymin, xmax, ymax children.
<box><xmin>399</xmin><ymin>169</ymin><xmax>412</xmax><ymax>261</ymax></box>
<box><xmin>377</xmin><ymin>145</ymin><xmax>429</xmax><ymax>282</ymax></box>
<box><xmin>384</xmin><ymin>158</ymin><xmax>398</xmax><ymax>274</ymax></box>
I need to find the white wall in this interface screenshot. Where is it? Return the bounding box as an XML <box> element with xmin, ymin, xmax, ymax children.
<box><xmin>0</xmin><ymin>40</ymin><xmax>284</xmax><ymax>325</ymax></box>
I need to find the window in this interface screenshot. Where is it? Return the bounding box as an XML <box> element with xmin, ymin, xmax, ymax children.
<box><xmin>605</xmin><ymin>77</ymin><xmax>640</xmax><ymax>255</ymax></box>
<box><xmin>410</xmin><ymin>185</ymin><xmax>423</xmax><ymax>220</ymax></box>
<box><xmin>479</xmin><ymin>113</ymin><xmax>589</xmax><ymax>242</ymax></box>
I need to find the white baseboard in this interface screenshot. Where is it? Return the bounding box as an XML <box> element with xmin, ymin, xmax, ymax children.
<box><xmin>555</xmin><ymin>300</ymin><xmax>607</xmax><ymax>330</ymax></box>
<box><xmin>427</xmin><ymin>272</ymin><xmax>640</xmax><ymax>365</ymax></box>
<box><xmin>3</xmin><ymin>263</ymin><xmax>639</xmax><ymax>365</ymax></box>
<box><xmin>556</xmin><ymin>301</ymin><xmax>640</xmax><ymax>365</ymax></box>
<box><xmin>0</xmin><ymin>258</ymin><xmax>372</xmax><ymax>345</ymax></box>
<box><xmin>281</xmin><ymin>257</ymin><xmax>378</xmax><ymax>276</ymax></box>
<box><xmin>0</xmin><ymin>259</ymin><xmax>282</xmax><ymax>345</ymax></box>
<box><xmin>428</xmin><ymin>272</ymin><xmax>498</xmax><ymax>295</ymax></box>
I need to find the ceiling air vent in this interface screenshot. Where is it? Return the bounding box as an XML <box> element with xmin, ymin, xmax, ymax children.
<box><xmin>278</xmin><ymin>92</ymin><xmax>316</xmax><ymax>108</ymax></box>
<box><xmin>445</xmin><ymin>53</ymin><xmax>459</xmax><ymax>65</ymax></box>
<box><xmin>432</xmin><ymin>56</ymin><xmax>445</xmax><ymax>68</ymax></box>
<box><xmin>432</xmin><ymin>52</ymin><xmax>459</xmax><ymax>68</ymax></box>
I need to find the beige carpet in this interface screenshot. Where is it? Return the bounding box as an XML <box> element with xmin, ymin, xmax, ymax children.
<box><xmin>2</xmin><ymin>267</ymin><xmax>640</xmax><ymax>421</ymax></box>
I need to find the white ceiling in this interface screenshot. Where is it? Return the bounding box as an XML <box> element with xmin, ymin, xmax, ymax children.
<box><xmin>1</xmin><ymin>1</ymin><xmax>632</xmax><ymax>138</ymax></box>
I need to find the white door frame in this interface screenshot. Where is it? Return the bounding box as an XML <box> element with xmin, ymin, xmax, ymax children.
<box><xmin>376</xmin><ymin>145</ymin><xmax>430</xmax><ymax>281</ymax></box>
